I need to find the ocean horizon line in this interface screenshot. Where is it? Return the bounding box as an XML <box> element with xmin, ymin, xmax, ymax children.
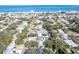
<box><xmin>0</xmin><ymin>5</ymin><xmax>79</xmax><ymax>12</ymax></box>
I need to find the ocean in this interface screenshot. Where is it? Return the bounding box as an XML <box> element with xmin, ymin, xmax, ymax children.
<box><xmin>0</xmin><ymin>5</ymin><xmax>79</xmax><ymax>12</ymax></box>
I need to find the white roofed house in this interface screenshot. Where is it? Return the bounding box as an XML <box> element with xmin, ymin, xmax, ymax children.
<box><xmin>16</xmin><ymin>24</ymin><xmax>25</xmax><ymax>33</ymax></box>
<box><xmin>23</xmin><ymin>21</ymin><xmax>28</xmax><ymax>26</ymax></box>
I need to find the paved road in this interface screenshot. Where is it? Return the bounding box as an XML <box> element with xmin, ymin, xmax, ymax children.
<box><xmin>58</xmin><ymin>29</ymin><xmax>78</xmax><ymax>47</ymax></box>
<box><xmin>37</xmin><ymin>23</ymin><xmax>45</xmax><ymax>54</ymax></box>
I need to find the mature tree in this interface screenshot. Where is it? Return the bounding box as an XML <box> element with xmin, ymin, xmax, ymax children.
<box><xmin>28</xmin><ymin>41</ymin><xmax>38</xmax><ymax>49</ymax></box>
<box><xmin>0</xmin><ymin>32</ymin><xmax>12</xmax><ymax>53</ymax></box>
<box><xmin>43</xmin><ymin>22</ymin><xmax>53</xmax><ymax>31</ymax></box>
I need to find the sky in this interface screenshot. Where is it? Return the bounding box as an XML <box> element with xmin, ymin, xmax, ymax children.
<box><xmin>0</xmin><ymin>0</ymin><xmax>78</xmax><ymax>5</ymax></box>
